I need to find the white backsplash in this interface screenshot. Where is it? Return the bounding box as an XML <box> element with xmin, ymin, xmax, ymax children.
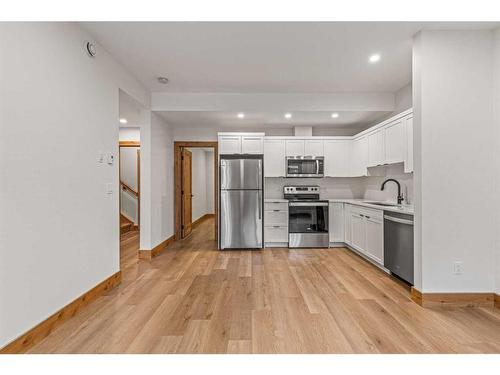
<box><xmin>264</xmin><ymin>164</ymin><xmax>414</xmax><ymax>204</ymax></box>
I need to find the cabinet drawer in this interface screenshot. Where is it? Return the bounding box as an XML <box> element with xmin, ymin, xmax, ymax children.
<box><xmin>264</xmin><ymin>226</ymin><xmax>288</xmax><ymax>243</ymax></box>
<box><xmin>264</xmin><ymin>202</ymin><xmax>289</xmax><ymax>211</ymax></box>
<box><xmin>349</xmin><ymin>205</ymin><xmax>383</xmax><ymax>221</ymax></box>
<box><xmin>265</xmin><ymin>210</ymin><xmax>288</xmax><ymax>226</ymax></box>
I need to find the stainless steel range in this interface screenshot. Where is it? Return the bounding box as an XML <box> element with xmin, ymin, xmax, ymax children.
<box><xmin>284</xmin><ymin>185</ymin><xmax>329</xmax><ymax>248</ymax></box>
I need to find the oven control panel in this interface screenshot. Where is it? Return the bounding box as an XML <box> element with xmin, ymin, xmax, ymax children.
<box><xmin>283</xmin><ymin>185</ymin><xmax>320</xmax><ymax>200</ymax></box>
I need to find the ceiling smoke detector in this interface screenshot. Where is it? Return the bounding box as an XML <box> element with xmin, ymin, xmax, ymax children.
<box><xmin>157</xmin><ymin>77</ymin><xmax>169</xmax><ymax>84</ymax></box>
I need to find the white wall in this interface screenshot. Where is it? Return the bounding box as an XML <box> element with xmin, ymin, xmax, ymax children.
<box><xmin>413</xmin><ymin>30</ymin><xmax>496</xmax><ymax>293</ymax></box>
<box><xmin>494</xmin><ymin>28</ymin><xmax>500</xmax><ymax>295</ymax></box>
<box><xmin>188</xmin><ymin>148</ymin><xmax>215</xmax><ymax>221</ymax></box>
<box><xmin>119</xmin><ymin>127</ymin><xmax>140</xmax><ymax>141</ymax></box>
<box><xmin>0</xmin><ymin>23</ymin><xmax>148</xmax><ymax>348</ymax></box>
<box><xmin>205</xmin><ymin>151</ymin><xmax>215</xmax><ymax>214</ymax></box>
<box><xmin>141</xmin><ymin>112</ymin><xmax>174</xmax><ymax>249</ymax></box>
<box><xmin>190</xmin><ymin>149</ymin><xmax>208</xmax><ymax>221</ymax></box>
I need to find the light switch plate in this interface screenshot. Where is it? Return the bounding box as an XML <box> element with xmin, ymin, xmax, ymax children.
<box><xmin>106</xmin><ymin>183</ymin><xmax>113</xmax><ymax>194</ymax></box>
<box><xmin>97</xmin><ymin>151</ymin><xmax>104</xmax><ymax>163</ymax></box>
<box><xmin>107</xmin><ymin>152</ymin><xmax>115</xmax><ymax>165</ymax></box>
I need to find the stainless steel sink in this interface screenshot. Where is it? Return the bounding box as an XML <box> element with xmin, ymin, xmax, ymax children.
<box><xmin>363</xmin><ymin>201</ymin><xmax>399</xmax><ymax>207</ymax></box>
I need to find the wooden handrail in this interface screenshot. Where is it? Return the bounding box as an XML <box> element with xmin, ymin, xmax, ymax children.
<box><xmin>120</xmin><ymin>181</ymin><xmax>138</xmax><ymax>197</ymax></box>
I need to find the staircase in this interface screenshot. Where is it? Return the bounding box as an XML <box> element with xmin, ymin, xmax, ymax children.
<box><xmin>120</xmin><ymin>215</ymin><xmax>136</xmax><ymax>234</ymax></box>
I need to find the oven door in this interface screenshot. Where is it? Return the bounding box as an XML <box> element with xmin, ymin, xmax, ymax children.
<box><xmin>288</xmin><ymin>202</ymin><xmax>329</xmax><ymax>233</ymax></box>
<box><xmin>286</xmin><ymin>158</ymin><xmax>324</xmax><ymax>177</ymax></box>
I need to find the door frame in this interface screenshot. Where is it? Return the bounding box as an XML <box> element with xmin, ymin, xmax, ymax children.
<box><xmin>174</xmin><ymin>141</ymin><xmax>218</xmax><ymax>241</ymax></box>
<box><xmin>119</xmin><ymin>140</ymin><xmax>141</xmax><ymax>229</ymax></box>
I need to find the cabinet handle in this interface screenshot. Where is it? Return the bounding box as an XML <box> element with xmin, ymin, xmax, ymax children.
<box><xmin>273</xmin><ymin>226</ymin><xmax>280</xmax><ymax>228</ymax></box>
<box><xmin>273</xmin><ymin>209</ymin><xmax>280</xmax><ymax>212</ymax></box>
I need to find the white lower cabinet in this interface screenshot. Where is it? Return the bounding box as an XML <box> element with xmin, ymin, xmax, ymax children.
<box><xmin>264</xmin><ymin>201</ymin><xmax>288</xmax><ymax>247</ymax></box>
<box><xmin>328</xmin><ymin>202</ymin><xmax>344</xmax><ymax>243</ymax></box>
<box><xmin>344</xmin><ymin>204</ymin><xmax>352</xmax><ymax>245</ymax></box>
<box><xmin>365</xmin><ymin>215</ymin><xmax>384</xmax><ymax>264</ymax></box>
<box><xmin>344</xmin><ymin>204</ymin><xmax>384</xmax><ymax>266</ymax></box>
<box><xmin>350</xmin><ymin>211</ymin><xmax>365</xmax><ymax>251</ymax></box>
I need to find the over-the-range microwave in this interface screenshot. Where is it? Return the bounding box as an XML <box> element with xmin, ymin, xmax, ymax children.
<box><xmin>286</xmin><ymin>156</ymin><xmax>325</xmax><ymax>178</ymax></box>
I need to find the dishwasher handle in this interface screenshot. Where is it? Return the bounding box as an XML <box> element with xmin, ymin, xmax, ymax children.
<box><xmin>384</xmin><ymin>215</ymin><xmax>413</xmax><ymax>226</ymax></box>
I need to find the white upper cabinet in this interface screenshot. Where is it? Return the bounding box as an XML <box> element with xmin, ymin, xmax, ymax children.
<box><xmin>350</xmin><ymin>136</ymin><xmax>368</xmax><ymax>177</ymax></box>
<box><xmin>218</xmin><ymin>133</ymin><xmax>264</xmax><ymax>154</ymax></box>
<box><xmin>218</xmin><ymin>135</ymin><xmax>241</xmax><ymax>154</ymax></box>
<box><xmin>324</xmin><ymin>140</ymin><xmax>350</xmax><ymax>177</ymax></box>
<box><xmin>285</xmin><ymin>139</ymin><xmax>305</xmax><ymax>156</ymax></box>
<box><xmin>241</xmin><ymin>135</ymin><xmax>264</xmax><ymax>154</ymax></box>
<box><xmin>264</xmin><ymin>139</ymin><xmax>286</xmax><ymax>177</ymax></box>
<box><xmin>405</xmin><ymin>115</ymin><xmax>414</xmax><ymax>173</ymax></box>
<box><xmin>304</xmin><ymin>139</ymin><xmax>324</xmax><ymax>156</ymax></box>
<box><xmin>384</xmin><ymin>119</ymin><xmax>405</xmax><ymax>164</ymax></box>
<box><xmin>368</xmin><ymin>129</ymin><xmax>385</xmax><ymax>167</ymax></box>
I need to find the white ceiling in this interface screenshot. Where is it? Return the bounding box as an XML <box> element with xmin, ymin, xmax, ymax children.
<box><xmin>158</xmin><ymin>110</ymin><xmax>388</xmax><ymax>129</ymax></box>
<box><xmin>104</xmin><ymin>22</ymin><xmax>498</xmax><ymax>132</ymax></box>
<box><xmin>83</xmin><ymin>22</ymin><xmax>498</xmax><ymax>93</ymax></box>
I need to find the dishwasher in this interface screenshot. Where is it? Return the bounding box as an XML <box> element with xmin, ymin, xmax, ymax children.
<box><xmin>384</xmin><ymin>212</ymin><xmax>414</xmax><ymax>284</ymax></box>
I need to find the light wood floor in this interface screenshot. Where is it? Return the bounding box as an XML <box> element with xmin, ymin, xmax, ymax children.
<box><xmin>28</xmin><ymin>217</ymin><xmax>500</xmax><ymax>353</ymax></box>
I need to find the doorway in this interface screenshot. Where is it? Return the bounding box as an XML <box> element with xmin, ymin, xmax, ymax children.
<box><xmin>118</xmin><ymin>89</ymin><xmax>144</xmax><ymax>268</ymax></box>
<box><xmin>174</xmin><ymin>142</ymin><xmax>218</xmax><ymax>242</ymax></box>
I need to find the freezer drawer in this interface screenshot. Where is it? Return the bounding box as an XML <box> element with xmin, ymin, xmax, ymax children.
<box><xmin>220</xmin><ymin>157</ymin><xmax>262</xmax><ymax>190</ymax></box>
<box><xmin>220</xmin><ymin>190</ymin><xmax>263</xmax><ymax>249</ymax></box>
<box><xmin>384</xmin><ymin>212</ymin><xmax>414</xmax><ymax>284</ymax></box>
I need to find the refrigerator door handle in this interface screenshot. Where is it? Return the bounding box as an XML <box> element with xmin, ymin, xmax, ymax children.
<box><xmin>258</xmin><ymin>191</ymin><xmax>262</xmax><ymax>220</ymax></box>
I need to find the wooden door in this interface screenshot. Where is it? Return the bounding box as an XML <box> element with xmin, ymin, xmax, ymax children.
<box><xmin>181</xmin><ymin>149</ymin><xmax>193</xmax><ymax>238</ymax></box>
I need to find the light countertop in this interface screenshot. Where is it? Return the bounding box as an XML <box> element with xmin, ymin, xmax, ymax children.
<box><xmin>328</xmin><ymin>199</ymin><xmax>414</xmax><ymax>215</ymax></box>
<box><xmin>264</xmin><ymin>198</ymin><xmax>414</xmax><ymax>215</ymax></box>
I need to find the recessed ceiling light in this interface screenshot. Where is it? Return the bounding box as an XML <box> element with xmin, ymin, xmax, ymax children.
<box><xmin>119</xmin><ymin>118</ymin><xmax>127</xmax><ymax>124</ymax></box>
<box><xmin>369</xmin><ymin>54</ymin><xmax>381</xmax><ymax>63</ymax></box>
<box><xmin>331</xmin><ymin>113</ymin><xmax>339</xmax><ymax>118</ymax></box>
<box><xmin>157</xmin><ymin>76</ymin><xmax>169</xmax><ymax>84</ymax></box>
<box><xmin>284</xmin><ymin>113</ymin><xmax>292</xmax><ymax>119</ymax></box>
<box><xmin>237</xmin><ymin>113</ymin><xmax>245</xmax><ymax>119</ymax></box>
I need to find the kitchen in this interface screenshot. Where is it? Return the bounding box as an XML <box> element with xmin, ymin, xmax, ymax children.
<box><xmin>218</xmin><ymin>107</ymin><xmax>415</xmax><ymax>285</ymax></box>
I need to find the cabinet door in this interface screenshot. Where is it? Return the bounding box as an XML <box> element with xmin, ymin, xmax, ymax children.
<box><xmin>350</xmin><ymin>136</ymin><xmax>368</xmax><ymax>176</ymax></box>
<box><xmin>242</xmin><ymin>136</ymin><xmax>264</xmax><ymax>154</ymax></box>
<box><xmin>368</xmin><ymin>130</ymin><xmax>385</xmax><ymax>167</ymax></box>
<box><xmin>264</xmin><ymin>139</ymin><xmax>286</xmax><ymax>177</ymax></box>
<box><xmin>384</xmin><ymin>119</ymin><xmax>405</xmax><ymax>164</ymax></box>
<box><xmin>351</xmin><ymin>212</ymin><xmax>365</xmax><ymax>252</ymax></box>
<box><xmin>304</xmin><ymin>139</ymin><xmax>324</xmax><ymax>156</ymax></box>
<box><xmin>365</xmin><ymin>216</ymin><xmax>384</xmax><ymax>264</ymax></box>
<box><xmin>329</xmin><ymin>202</ymin><xmax>344</xmax><ymax>243</ymax></box>
<box><xmin>285</xmin><ymin>139</ymin><xmax>305</xmax><ymax>156</ymax></box>
<box><xmin>405</xmin><ymin>116</ymin><xmax>414</xmax><ymax>173</ymax></box>
<box><xmin>344</xmin><ymin>204</ymin><xmax>352</xmax><ymax>245</ymax></box>
<box><xmin>219</xmin><ymin>136</ymin><xmax>241</xmax><ymax>154</ymax></box>
<box><xmin>324</xmin><ymin>140</ymin><xmax>350</xmax><ymax>177</ymax></box>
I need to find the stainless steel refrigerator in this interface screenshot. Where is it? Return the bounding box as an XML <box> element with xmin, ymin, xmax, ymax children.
<box><xmin>219</xmin><ymin>155</ymin><xmax>263</xmax><ymax>250</ymax></box>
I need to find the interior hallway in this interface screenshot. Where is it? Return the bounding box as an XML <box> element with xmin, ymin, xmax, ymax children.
<box><xmin>27</xmin><ymin>217</ymin><xmax>500</xmax><ymax>354</ymax></box>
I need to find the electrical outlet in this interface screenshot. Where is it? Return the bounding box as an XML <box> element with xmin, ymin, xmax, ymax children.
<box><xmin>453</xmin><ymin>261</ymin><xmax>463</xmax><ymax>275</ymax></box>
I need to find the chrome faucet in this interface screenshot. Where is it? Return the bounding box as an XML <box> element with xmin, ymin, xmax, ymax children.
<box><xmin>381</xmin><ymin>179</ymin><xmax>404</xmax><ymax>205</ymax></box>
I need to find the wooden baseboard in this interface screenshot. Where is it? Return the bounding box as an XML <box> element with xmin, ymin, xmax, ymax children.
<box><xmin>192</xmin><ymin>213</ymin><xmax>215</xmax><ymax>229</ymax></box>
<box><xmin>495</xmin><ymin>294</ymin><xmax>500</xmax><ymax>309</ymax></box>
<box><xmin>138</xmin><ymin>235</ymin><xmax>175</xmax><ymax>260</ymax></box>
<box><xmin>0</xmin><ymin>271</ymin><xmax>121</xmax><ymax>354</ymax></box>
<box><xmin>411</xmin><ymin>287</ymin><xmax>494</xmax><ymax>308</ymax></box>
